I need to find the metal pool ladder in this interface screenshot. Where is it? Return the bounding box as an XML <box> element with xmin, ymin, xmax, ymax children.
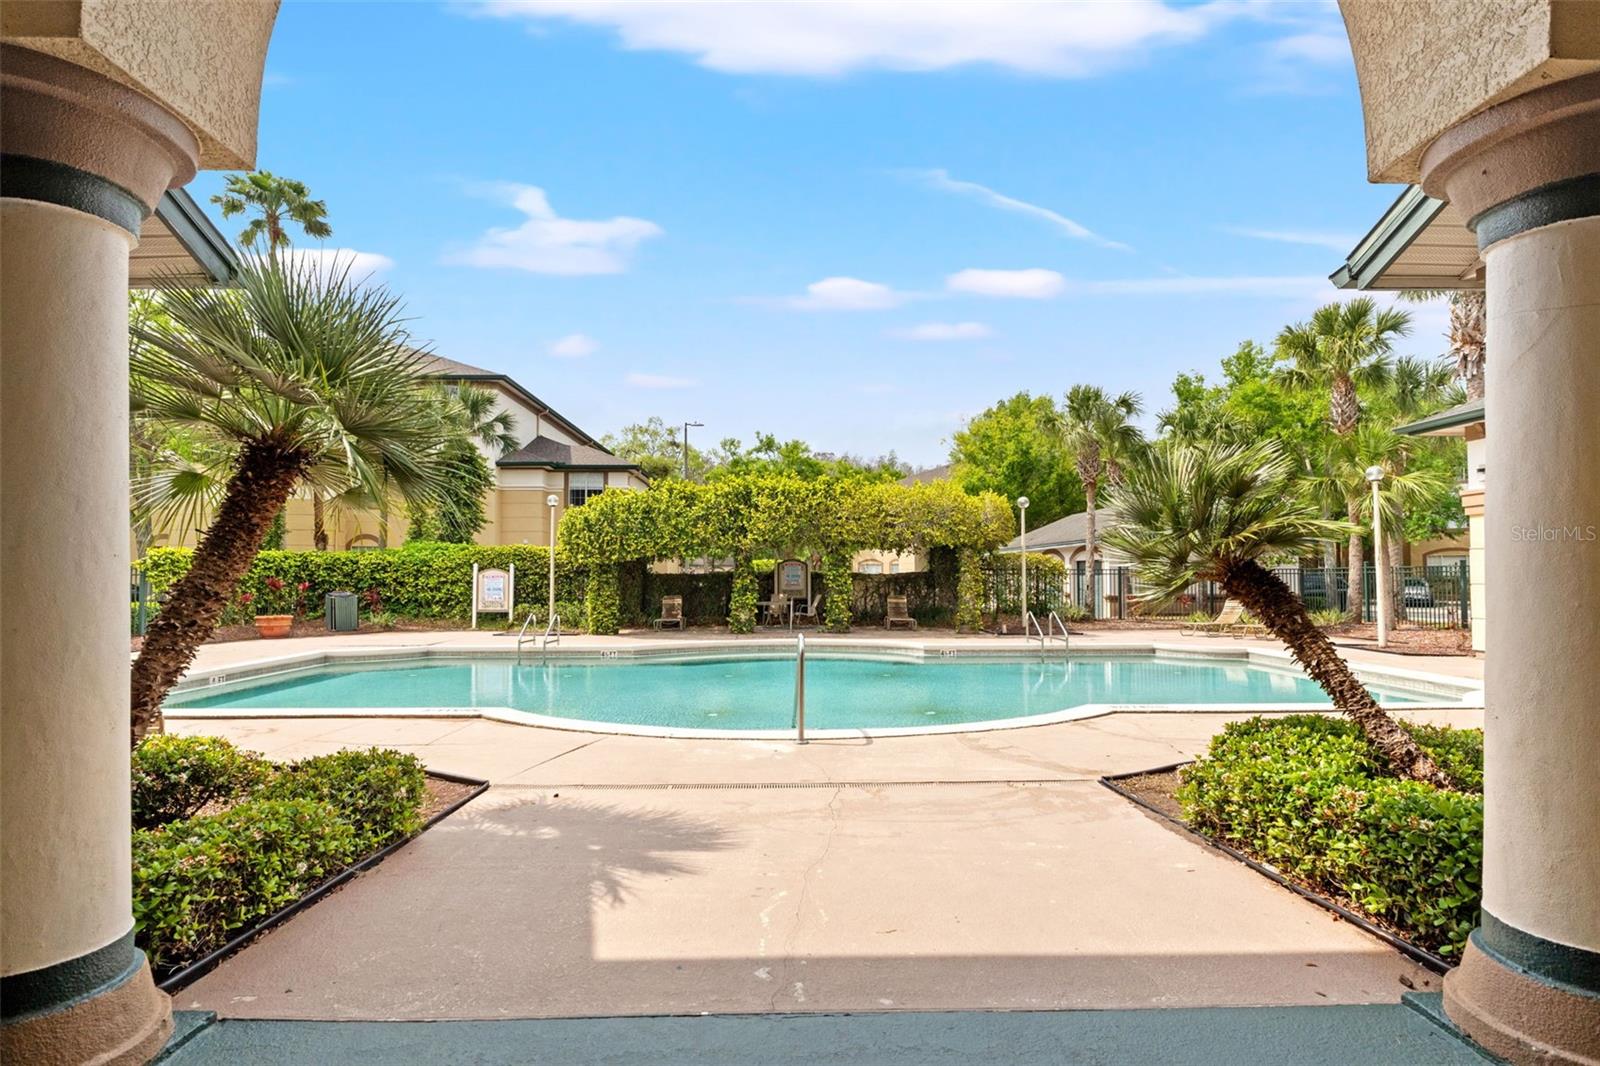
<box><xmin>793</xmin><ymin>632</ymin><xmax>807</xmax><ymax>743</ymax></box>
<box><xmin>518</xmin><ymin>611</ymin><xmax>561</xmax><ymax>656</ymax></box>
<box><xmin>1024</xmin><ymin>610</ymin><xmax>1070</xmax><ymax>653</ymax></box>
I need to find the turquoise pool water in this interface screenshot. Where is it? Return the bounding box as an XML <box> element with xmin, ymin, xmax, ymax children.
<box><xmin>170</xmin><ymin>655</ymin><xmax>1427</xmax><ymax>732</ymax></box>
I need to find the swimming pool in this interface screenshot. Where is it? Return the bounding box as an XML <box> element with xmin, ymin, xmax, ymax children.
<box><xmin>167</xmin><ymin>653</ymin><xmax>1446</xmax><ymax>737</ymax></box>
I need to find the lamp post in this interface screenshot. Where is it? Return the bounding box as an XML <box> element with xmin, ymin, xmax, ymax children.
<box><xmin>682</xmin><ymin>420</ymin><xmax>704</xmax><ymax>480</ymax></box>
<box><xmin>1017</xmin><ymin>496</ymin><xmax>1030</xmax><ymax>632</ymax></box>
<box><xmin>1365</xmin><ymin>466</ymin><xmax>1388</xmax><ymax>649</ymax></box>
<box><xmin>547</xmin><ymin>493</ymin><xmax>559</xmax><ymax>628</ymax></box>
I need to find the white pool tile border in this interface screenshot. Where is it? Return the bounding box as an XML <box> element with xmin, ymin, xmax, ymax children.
<box><xmin>163</xmin><ymin>638</ymin><xmax>1482</xmax><ymax>741</ymax></box>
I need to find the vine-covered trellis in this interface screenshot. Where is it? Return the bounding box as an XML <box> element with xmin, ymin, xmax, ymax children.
<box><xmin>559</xmin><ymin>475</ymin><xmax>1014</xmax><ymax>633</ymax></box>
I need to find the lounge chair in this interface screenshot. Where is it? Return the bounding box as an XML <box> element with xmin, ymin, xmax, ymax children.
<box><xmin>1181</xmin><ymin>599</ymin><xmax>1245</xmax><ymax>636</ymax></box>
<box><xmin>654</xmin><ymin>595</ymin><xmax>685</xmax><ymax>630</ymax></box>
<box><xmin>885</xmin><ymin>595</ymin><xmax>918</xmax><ymax>630</ymax></box>
<box><xmin>792</xmin><ymin>592</ymin><xmax>823</xmax><ymax>626</ymax></box>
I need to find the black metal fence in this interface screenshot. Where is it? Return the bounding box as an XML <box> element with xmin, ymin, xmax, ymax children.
<box><xmin>1061</xmin><ymin>560</ymin><xmax>1471</xmax><ymax>628</ymax></box>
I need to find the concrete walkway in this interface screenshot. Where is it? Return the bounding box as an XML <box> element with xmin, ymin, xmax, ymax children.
<box><xmin>168</xmin><ymin>641</ymin><xmax>1480</xmax><ymax>1022</ymax></box>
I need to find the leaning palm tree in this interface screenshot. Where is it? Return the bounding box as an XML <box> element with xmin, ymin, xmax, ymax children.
<box><xmin>1103</xmin><ymin>439</ymin><xmax>1454</xmax><ymax>788</ymax></box>
<box><xmin>1055</xmin><ymin>385</ymin><xmax>1144</xmax><ymax>574</ymax></box>
<box><xmin>129</xmin><ymin>253</ymin><xmax>449</xmax><ymax>739</ymax></box>
<box><xmin>211</xmin><ymin>170</ymin><xmax>333</xmax><ymax>251</ymax></box>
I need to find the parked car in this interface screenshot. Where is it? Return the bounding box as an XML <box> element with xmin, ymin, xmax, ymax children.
<box><xmin>1402</xmin><ymin>578</ymin><xmax>1435</xmax><ymax>607</ymax></box>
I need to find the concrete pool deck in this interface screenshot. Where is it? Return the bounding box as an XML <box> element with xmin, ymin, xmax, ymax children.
<box><xmin>164</xmin><ymin>630</ymin><xmax>1482</xmax><ymax>1028</ymax></box>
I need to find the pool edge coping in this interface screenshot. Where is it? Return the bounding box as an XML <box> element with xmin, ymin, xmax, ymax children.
<box><xmin>162</xmin><ymin>640</ymin><xmax>1483</xmax><ymax>741</ymax></box>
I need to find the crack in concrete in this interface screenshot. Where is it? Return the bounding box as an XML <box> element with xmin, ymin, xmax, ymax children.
<box><xmin>770</xmin><ymin>784</ymin><xmax>844</xmax><ymax>1010</ymax></box>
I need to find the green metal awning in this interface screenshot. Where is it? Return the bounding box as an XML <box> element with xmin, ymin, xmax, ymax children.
<box><xmin>1330</xmin><ymin>185</ymin><xmax>1483</xmax><ymax>292</ymax></box>
<box><xmin>1395</xmin><ymin>398</ymin><xmax>1485</xmax><ymax>436</ymax></box>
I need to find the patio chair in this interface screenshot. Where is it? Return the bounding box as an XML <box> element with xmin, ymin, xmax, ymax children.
<box><xmin>654</xmin><ymin>595</ymin><xmax>685</xmax><ymax>630</ymax></box>
<box><xmin>763</xmin><ymin>593</ymin><xmax>790</xmax><ymax>628</ymax></box>
<box><xmin>791</xmin><ymin>592</ymin><xmax>823</xmax><ymax>626</ymax></box>
<box><xmin>1180</xmin><ymin>599</ymin><xmax>1245</xmax><ymax>636</ymax></box>
<box><xmin>885</xmin><ymin>595</ymin><xmax>918</xmax><ymax>630</ymax></box>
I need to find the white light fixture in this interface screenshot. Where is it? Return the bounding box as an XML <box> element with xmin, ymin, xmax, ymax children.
<box><xmin>1017</xmin><ymin>497</ymin><xmax>1030</xmax><ymax>632</ymax></box>
<box><xmin>547</xmin><ymin>493</ymin><xmax>560</xmax><ymax>629</ymax></box>
<box><xmin>1364</xmin><ymin>468</ymin><xmax>1388</xmax><ymax>648</ymax></box>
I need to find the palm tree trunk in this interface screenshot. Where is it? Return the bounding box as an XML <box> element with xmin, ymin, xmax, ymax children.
<box><xmin>1219</xmin><ymin>558</ymin><xmax>1454</xmax><ymax>788</ymax></box>
<box><xmin>1347</xmin><ymin>500</ymin><xmax>1365</xmax><ymax>623</ymax></box>
<box><xmin>1387</xmin><ymin>524</ymin><xmax>1407</xmax><ymax>623</ymax></box>
<box><xmin>1330</xmin><ymin>376</ymin><xmax>1360</xmax><ymax>435</ymax></box>
<box><xmin>312</xmin><ymin>493</ymin><xmax>328</xmax><ymax>551</ymax></box>
<box><xmin>130</xmin><ymin>443</ymin><xmax>305</xmax><ymax>742</ymax></box>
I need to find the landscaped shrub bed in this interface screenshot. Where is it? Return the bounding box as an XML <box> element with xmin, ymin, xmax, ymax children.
<box><xmin>1178</xmin><ymin>715</ymin><xmax>1483</xmax><ymax>956</ymax></box>
<box><xmin>131</xmin><ymin>738</ymin><xmax>430</xmax><ymax>974</ymax></box>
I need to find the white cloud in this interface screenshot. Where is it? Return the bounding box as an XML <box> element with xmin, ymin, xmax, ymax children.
<box><xmin>624</xmin><ymin>372</ymin><xmax>697</xmax><ymax>389</ymax></box>
<box><xmin>887</xmin><ymin>321</ymin><xmax>992</xmax><ymax>341</ymax></box>
<box><xmin>945</xmin><ymin>268</ymin><xmax>1065</xmax><ymax>299</ymax></box>
<box><xmin>1223</xmin><ymin>226</ymin><xmax>1359</xmax><ymax>252</ymax></box>
<box><xmin>471</xmin><ymin>1</ymin><xmax>1223</xmax><ymax>77</ymax></box>
<box><xmin>910</xmin><ymin>169</ymin><xmax>1129</xmax><ymax>251</ymax></box>
<box><xmin>445</xmin><ymin>182</ymin><xmax>662</xmax><ymax>275</ymax></box>
<box><xmin>284</xmin><ymin>248</ymin><xmax>395</xmax><ymax>281</ymax></box>
<box><xmin>548</xmin><ymin>332</ymin><xmax>599</xmax><ymax>358</ymax></box>
<box><xmin>783</xmin><ymin>276</ymin><xmax>914</xmax><ymax>311</ymax></box>
<box><xmin>1269</xmin><ymin>31</ymin><xmax>1349</xmax><ymax>66</ymax></box>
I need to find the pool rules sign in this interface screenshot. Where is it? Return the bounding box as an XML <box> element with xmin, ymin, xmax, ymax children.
<box><xmin>471</xmin><ymin>563</ymin><xmax>515</xmax><ymax>628</ymax></box>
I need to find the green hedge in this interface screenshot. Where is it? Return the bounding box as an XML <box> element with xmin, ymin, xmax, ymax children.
<box><xmin>258</xmin><ymin>748</ymin><xmax>428</xmax><ymax>852</ymax></box>
<box><xmin>131</xmin><ymin>739</ymin><xmax>431</xmax><ymax>974</ymax></box>
<box><xmin>132</xmin><ymin>735</ymin><xmax>271</xmax><ymax>830</ymax></box>
<box><xmin>1178</xmin><ymin>716</ymin><xmax>1483</xmax><ymax>955</ymax></box>
<box><xmin>133</xmin><ymin>798</ymin><xmax>360</xmax><ymax>972</ymax></box>
<box><xmin>140</xmin><ymin>542</ymin><xmax>587</xmax><ymax>624</ymax></box>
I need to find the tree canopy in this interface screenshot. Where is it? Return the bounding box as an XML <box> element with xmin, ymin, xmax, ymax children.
<box><xmin>948</xmin><ymin>391</ymin><xmax>1084</xmax><ymax>526</ymax></box>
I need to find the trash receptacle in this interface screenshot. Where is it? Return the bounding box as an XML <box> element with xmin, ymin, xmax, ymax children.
<box><xmin>325</xmin><ymin>591</ymin><xmax>359</xmax><ymax>632</ymax></box>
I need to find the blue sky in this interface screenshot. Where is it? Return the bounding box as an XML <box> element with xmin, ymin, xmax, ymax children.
<box><xmin>192</xmin><ymin>1</ymin><xmax>1448</xmax><ymax>468</ymax></box>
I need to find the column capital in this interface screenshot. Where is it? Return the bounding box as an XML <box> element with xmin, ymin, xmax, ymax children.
<box><xmin>1</xmin><ymin>44</ymin><xmax>198</xmax><ymax>233</ymax></box>
<box><xmin>1419</xmin><ymin>71</ymin><xmax>1600</xmax><ymax>249</ymax></box>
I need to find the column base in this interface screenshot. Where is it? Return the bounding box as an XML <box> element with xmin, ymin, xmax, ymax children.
<box><xmin>1</xmin><ymin>957</ymin><xmax>171</xmax><ymax>1066</ymax></box>
<box><xmin>1444</xmin><ymin>937</ymin><xmax>1600</xmax><ymax>1066</ymax></box>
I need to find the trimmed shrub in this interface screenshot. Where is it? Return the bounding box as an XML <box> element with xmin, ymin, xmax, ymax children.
<box><xmin>728</xmin><ymin>559</ymin><xmax>757</xmax><ymax>634</ymax></box>
<box><xmin>140</xmin><ymin>543</ymin><xmax>587</xmax><ymax>624</ymax></box>
<box><xmin>131</xmin><ymin>735</ymin><xmax>271</xmax><ymax>830</ymax></box>
<box><xmin>258</xmin><ymin>747</ymin><xmax>429</xmax><ymax>852</ymax></box>
<box><xmin>584</xmin><ymin>563</ymin><xmax>622</xmax><ymax>635</ymax></box>
<box><xmin>1178</xmin><ymin>715</ymin><xmax>1482</xmax><ymax>955</ymax></box>
<box><xmin>955</xmin><ymin>548</ymin><xmax>983</xmax><ymax>631</ymax></box>
<box><xmin>133</xmin><ymin>798</ymin><xmax>360</xmax><ymax>972</ymax></box>
<box><xmin>821</xmin><ymin>552</ymin><xmax>854</xmax><ymax>631</ymax></box>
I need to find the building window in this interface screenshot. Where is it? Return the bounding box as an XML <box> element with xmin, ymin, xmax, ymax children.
<box><xmin>346</xmin><ymin>534</ymin><xmax>381</xmax><ymax>551</ymax></box>
<box><xmin>859</xmin><ymin>560</ymin><xmax>883</xmax><ymax>575</ymax></box>
<box><xmin>568</xmin><ymin>472</ymin><xmax>605</xmax><ymax>507</ymax></box>
<box><xmin>889</xmin><ymin>561</ymin><xmax>900</xmax><ymax>574</ymax></box>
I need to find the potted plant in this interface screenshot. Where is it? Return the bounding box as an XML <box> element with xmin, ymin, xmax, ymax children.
<box><xmin>252</xmin><ymin>577</ymin><xmax>300</xmax><ymax>639</ymax></box>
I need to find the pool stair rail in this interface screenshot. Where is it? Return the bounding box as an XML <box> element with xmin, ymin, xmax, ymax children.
<box><xmin>517</xmin><ymin>610</ymin><xmax>562</xmax><ymax>656</ymax></box>
<box><xmin>1024</xmin><ymin>610</ymin><xmax>1070</xmax><ymax>653</ymax></box>
<box><xmin>793</xmin><ymin>632</ymin><xmax>807</xmax><ymax>744</ymax></box>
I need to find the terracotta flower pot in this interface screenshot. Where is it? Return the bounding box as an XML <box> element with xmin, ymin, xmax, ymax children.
<box><xmin>254</xmin><ymin>614</ymin><xmax>293</xmax><ymax>639</ymax></box>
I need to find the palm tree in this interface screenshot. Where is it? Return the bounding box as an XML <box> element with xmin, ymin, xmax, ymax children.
<box><xmin>1402</xmin><ymin>290</ymin><xmax>1486</xmax><ymax>400</ymax></box>
<box><xmin>1275</xmin><ymin>298</ymin><xmax>1411</xmax><ymax>619</ymax></box>
<box><xmin>211</xmin><ymin>170</ymin><xmax>333</xmax><ymax>251</ymax></box>
<box><xmin>129</xmin><ymin>253</ymin><xmax>449</xmax><ymax>739</ymax></box>
<box><xmin>1315</xmin><ymin>427</ymin><xmax>1455</xmax><ymax>629</ymax></box>
<box><xmin>1381</xmin><ymin>357</ymin><xmax>1458</xmax><ymax>619</ymax></box>
<box><xmin>1275</xmin><ymin>298</ymin><xmax>1410</xmax><ymax>435</ymax></box>
<box><xmin>446</xmin><ymin>381</ymin><xmax>520</xmax><ymax>457</ymax></box>
<box><xmin>1054</xmin><ymin>385</ymin><xmax>1144</xmax><ymax>578</ymax></box>
<box><xmin>1103</xmin><ymin>439</ymin><xmax>1454</xmax><ymax>788</ymax></box>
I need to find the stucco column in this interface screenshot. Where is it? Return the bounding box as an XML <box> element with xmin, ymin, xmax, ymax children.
<box><xmin>1421</xmin><ymin>71</ymin><xmax>1600</xmax><ymax>1066</ymax></box>
<box><xmin>1</xmin><ymin>46</ymin><xmax>198</xmax><ymax>1065</ymax></box>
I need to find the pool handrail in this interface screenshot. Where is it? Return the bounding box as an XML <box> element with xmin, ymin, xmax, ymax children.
<box><xmin>794</xmin><ymin>632</ymin><xmax>807</xmax><ymax>744</ymax></box>
<box><xmin>1024</xmin><ymin>610</ymin><xmax>1069</xmax><ymax>653</ymax></box>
